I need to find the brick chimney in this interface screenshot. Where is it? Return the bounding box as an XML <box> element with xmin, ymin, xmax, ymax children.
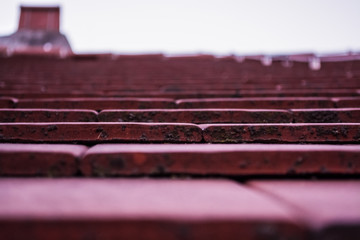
<box><xmin>18</xmin><ymin>6</ymin><xmax>60</xmax><ymax>32</ymax></box>
<box><xmin>0</xmin><ymin>5</ymin><xmax>72</xmax><ymax>57</ymax></box>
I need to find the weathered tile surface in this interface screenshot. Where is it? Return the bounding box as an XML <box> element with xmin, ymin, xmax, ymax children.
<box><xmin>291</xmin><ymin>108</ymin><xmax>360</xmax><ymax>123</ymax></box>
<box><xmin>250</xmin><ymin>180</ymin><xmax>360</xmax><ymax>240</ymax></box>
<box><xmin>81</xmin><ymin>144</ymin><xmax>360</xmax><ymax>176</ymax></box>
<box><xmin>0</xmin><ymin>144</ymin><xmax>87</xmax><ymax>176</ymax></box>
<box><xmin>17</xmin><ymin>98</ymin><xmax>176</xmax><ymax>110</ymax></box>
<box><xmin>0</xmin><ymin>123</ymin><xmax>202</xmax><ymax>143</ymax></box>
<box><xmin>99</xmin><ymin>109</ymin><xmax>292</xmax><ymax>123</ymax></box>
<box><xmin>0</xmin><ymin>109</ymin><xmax>98</xmax><ymax>122</ymax></box>
<box><xmin>176</xmin><ymin>97</ymin><xmax>334</xmax><ymax>109</ymax></box>
<box><xmin>0</xmin><ymin>179</ymin><xmax>306</xmax><ymax>240</ymax></box>
<box><xmin>202</xmin><ymin>123</ymin><xmax>360</xmax><ymax>143</ymax></box>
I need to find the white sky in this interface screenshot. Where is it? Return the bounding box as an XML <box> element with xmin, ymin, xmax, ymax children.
<box><xmin>0</xmin><ymin>0</ymin><xmax>359</xmax><ymax>55</ymax></box>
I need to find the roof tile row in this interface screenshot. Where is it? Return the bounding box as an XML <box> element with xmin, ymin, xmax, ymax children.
<box><xmin>0</xmin><ymin>123</ymin><xmax>359</xmax><ymax>143</ymax></box>
<box><xmin>1</xmin><ymin>108</ymin><xmax>360</xmax><ymax>123</ymax></box>
<box><xmin>1</xmin><ymin>143</ymin><xmax>359</xmax><ymax>176</ymax></box>
<box><xmin>1</xmin><ymin>97</ymin><xmax>360</xmax><ymax>109</ymax></box>
<box><xmin>0</xmin><ymin>178</ymin><xmax>359</xmax><ymax>239</ymax></box>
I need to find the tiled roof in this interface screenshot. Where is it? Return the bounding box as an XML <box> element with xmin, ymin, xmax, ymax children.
<box><xmin>0</xmin><ymin>6</ymin><xmax>359</xmax><ymax>240</ymax></box>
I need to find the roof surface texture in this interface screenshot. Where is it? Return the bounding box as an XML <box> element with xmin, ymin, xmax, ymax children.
<box><xmin>0</xmin><ymin>6</ymin><xmax>359</xmax><ymax>240</ymax></box>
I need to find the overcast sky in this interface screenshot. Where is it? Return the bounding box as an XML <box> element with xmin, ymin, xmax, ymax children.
<box><xmin>1</xmin><ymin>0</ymin><xmax>359</xmax><ymax>55</ymax></box>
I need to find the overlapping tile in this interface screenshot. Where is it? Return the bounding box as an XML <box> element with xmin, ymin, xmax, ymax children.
<box><xmin>0</xmin><ymin>123</ymin><xmax>202</xmax><ymax>143</ymax></box>
<box><xmin>0</xmin><ymin>179</ymin><xmax>307</xmax><ymax>240</ymax></box>
<box><xmin>176</xmin><ymin>97</ymin><xmax>334</xmax><ymax>109</ymax></box>
<box><xmin>291</xmin><ymin>108</ymin><xmax>360</xmax><ymax>123</ymax></box>
<box><xmin>0</xmin><ymin>143</ymin><xmax>87</xmax><ymax>176</ymax></box>
<box><xmin>333</xmin><ymin>97</ymin><xmax>360</xmax><ymax>108</ymax></box>
<box><xmin>202</xmin><ymin>123</ymin><xmax>360</xmax><ymax>143</ymax></box>
<box><xmin>250</xmin><ymin>180</ymin><xmax>360</xmax><ymax>240</ymax></box>
<box><xmin>0</xmin><ymin>109</ymin><xmax>98</xmax><ymax>122</ymax></box>
<box><xmin>17</xmin><ymin>98</ymin><xmax>176</xmax><ymax>110</ymax></box>
<box><xmin>99</xmin><ymin>109</ymin><xmax>292</xmax><ymax>123</ymax></box>
<box><xmin>81</xmin><ymin>144</ymin><xmax>360</xmax><ymax>176</ymax></box>
<box><xmin>0</xmin><ymin>97</ymin><xmax>17</xmax><ymax>108</ymax></box>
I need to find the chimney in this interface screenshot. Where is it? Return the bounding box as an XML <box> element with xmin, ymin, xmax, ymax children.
<box><xmin>0</xmin><ymin>5</ymin><xmax>72</xmax><ymax>57</ymax></box>
<box><xmin>18</xmin><ymin>6</ymin><xmax>60</xmax><ymax>32</ymax></box>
